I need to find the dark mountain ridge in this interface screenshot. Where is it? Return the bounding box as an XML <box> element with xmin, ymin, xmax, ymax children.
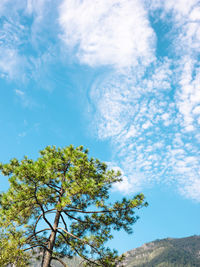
<box><xmin>30</xmin><ymin>235</ymin><xmax>200</xmax><ymax>266</ymax></box>
<box><xmin>118</xmin><ymin>235</ymin><xmax>200</xmax><ymax>267</ymax></box>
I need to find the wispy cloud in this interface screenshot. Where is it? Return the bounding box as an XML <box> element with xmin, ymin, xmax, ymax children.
<box><xmin>0</xmin><ymin>0</ymin><xmax>59</xmax><ymax>81</ymax></box>
<box><xmin>0</xmin><ymin>49</ymin><xmax>21</xmax><ymax>79</ymax></box>
<box><xmin>1</xmin><ymin>1</ymin><xmax>199</xmax><ymax>202</ymax></box>
<box><xmin>176</xmin><ymin>56</ymin><xmax>200</xmax><ymax>132</ymax></box>
<box><xmin>59</xmin><ymin>0</ymin><xmax>200</xmax><ymax>201</ymax></box>
<box><xmin>14</xmin><ymin>89</ymin><xmax>35</xmax><ymax>107</ymax></box>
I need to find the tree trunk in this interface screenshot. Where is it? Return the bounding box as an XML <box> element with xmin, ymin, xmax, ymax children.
<box><xmin>42</xmin><ymin>210</ymin><xmax>61</xmax><ymax>267</ymax></box>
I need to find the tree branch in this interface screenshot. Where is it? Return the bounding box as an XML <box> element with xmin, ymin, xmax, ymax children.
<box><xmin>23</xmin><ymin>243</ymin><xmax>48</xmax><ymax>252</ymax></box>
<box><xmin>51</xmin><ymin>256</ymin><xmax>69</xmax><ymax>267</ymax></box>
<box><xmin>46</xmin><ymin>183</ymin><xmax>61</xmax><ymax>194</ymax></box>
<box><xmin>63</xmin><ymin>210</ymin><xmax>86</xmax><ymax>224</ymax></box>
<box><xmin>33</xmin><ymin>184</ymin><xmax>55</xmax><ymax>232</ymax></box>
<box><xmin>64</xmin><ymin>208</ymin><xmax>115</xmax><ymax>214</ymax></box>
<box><xmin>56</xmin><ymin>230</ymin><xmax>100</xmax><ymax>267</ymax></box>
<box><xmin>57</xmin><ymin>228</ymin><xmax>102</xmax><ymax>257</ymax></box>
<box><xmin>33</xmin><ymin>209</ymin><xmax>57</xmax><ymax>237</ymax></box>
<box><xmin>26</xmin><ymin>228</ymin><xmax>51</xmax><ymax>241</ymax></box>
<box><xmin>60</xmin><ymin>213</ymin><xmax>68</xmax><ymax>231</ymax></box>
<box><xmin>70</xmin><ymin>245</ymin><xmax>100</xmax><ymax>266</ymax></box>
<box><xmin>57</xmin><ymin>228</ymin><xmax>86</xmax><ymax>244</ymax></box>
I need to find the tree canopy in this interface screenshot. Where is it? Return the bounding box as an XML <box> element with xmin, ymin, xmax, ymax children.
<box><xmin>0</xmin><ymin>145</ymin><xmax>147</xmax><ymax>267</ymax></box>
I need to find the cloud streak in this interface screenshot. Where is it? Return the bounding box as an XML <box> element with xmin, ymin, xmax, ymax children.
<box><xmin>0</xmin><ymin>0</ymin><xmax>59</xmax><ymax>81</ymax></box>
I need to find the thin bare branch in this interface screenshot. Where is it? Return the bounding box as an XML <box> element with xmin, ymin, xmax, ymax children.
<box><xmin>33</xmin><ymin>184</ymin><xmax>55</xmax><ymax>232</ymax></box>
<box><xmin>63</xmin><ymin>210</ymin><xmax>86</xmax><ymax>224</ymax></box>
<box><xmin>51</xmin><ymin>256</ymin><xmax>69</xmax><ymax>267</ymax></box>
<box><xmin>55</xmin><ymin>231</ymin><xmax>100</xmax><ymax>267</ymax></box>
<box><xmin>57</xmin><ymin>227</ymin><xmax>86</xmax><ymax>244</ymax></box>
<box><xmin>60</xmin><ymin>213</ymin><xmax>68</xmax><ymax>231</ymax></box>
<box><xmin>26</xmin><ymin>228</ymin><xmax>51</xmax><ymax>241</ymax></box>
<box><xmin>46</xmin><ymin>183</ymin><xmax>61</xmax><ymax>194</ymax></box>
<box><xmin>71</xmin><ymin>245</ymin><xmax>100</xmax><ymax>266</ymax></box>
<box><xmin>33</xmin><ymin>209</ymin><xmax>57</xmax><ymax>236</ymax></box>
<box><xmin>64</xmin><ymin>208</ymin><xmax>114</xmax><ymax>214</ymax></box>
<box><xmin>48</xmin><ymin>182</ymin><xmax>61</xmax><ymax>190</ymax></box>
<box><xmin>23</xmin><ymin>243</ymin><xmax>48</xmax><ymax>252</ymax></box>
<box><xmin>57</xmin><ymin>228</ymin><xmax>102</xmax><ymax>257</ymax></box>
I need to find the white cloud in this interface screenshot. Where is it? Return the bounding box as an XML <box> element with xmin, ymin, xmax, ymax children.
<box><xmin>175</xmin><ymin>56</ymin><xmax>200</xmax><ymax>132</ymax></box>
<box><xmin>89</xmin><ymin>59</ymin><xmax>180</xmax><ymax>192</ymax></box>
<box><xmin>163</xmin><ymin>0</ymin><xmax>198</xmax><ymax>17</ymax></box>
<box><xmin>0</xmin><ymin>49</ymin><xmax>20</xmax><ymax>79</ymax></box>
<box><xmin>151</xmin><ymin>0</ymin><xmax>200</xmax><ymax>55</ymax></box>
<box><xmin>0</xmin><ymin>0</ymin><xmax>58</xmax><ymax>81</ymax></box>
<box><xmin>15</xmin><ymin>89</ymin><xmax>24</xmax><ymax>96</ymax></box>
<box><xmin>1</xmin><ymin>0</ymin><xmax>195</xmax><ymax>201</ymax></box>
<box><xmin>79</xmin><ymin>0</ymin><xmax>200</xmax><ymax>201</ymax></box>
<box><xmin>14</xmin><ymin>88</ymin><xmax>35</xmax><ymax>108</ymax></box>
<box><xmin>59</xmin><ymin>0</ymin><xmax>156</xmax><ymax>68</ymax></box>
<box><xmin>107</xmin><ymin>162</ymin><xmax>144</xmax><ymax>194</ymax></box>
<box><xmin>193</xmin><ymin>106</ymin><xmax>200</xmax><ymax>115</ymax></box>
<box><xmin>148</xmin><ymin>0</ymin><xmax>199</xmax><ymax>20</ymax></box>
<box><xmin>181</xmin><ymin>178</ymin><xmax>200</xmax><ymax>202</ymax></box>
<box><xmin>125</xmin><ymin>125</ymin><xmax>137</xmax><ymax>139</ymax></box>
<box><xmin>142</xmin><ymin>121</ymin><xmax>152</xmax><ymax>130</ymax></box>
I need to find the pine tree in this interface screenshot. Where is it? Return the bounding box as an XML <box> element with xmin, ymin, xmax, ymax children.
<box><xmin>0</xmin><ymin>145</ymin><xmax>147</xmax><ymax>267</ymax></box>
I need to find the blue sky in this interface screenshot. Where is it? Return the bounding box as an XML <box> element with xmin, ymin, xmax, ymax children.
<box><xmin>0</xmin><ymin>0</ymin><xmax>200</xmax><ymax>255</ymax></box>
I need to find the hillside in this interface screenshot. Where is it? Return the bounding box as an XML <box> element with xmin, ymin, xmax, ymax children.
<box><xmin>30</xmin><ymin>255</ymin><xmax>84</xmax><ymax>267</ymax></box>
<box><xmin>118</xmin><ymin>235</ymin><xmax>200</xmax><ymax>267</ymax></box>
<box><xmin>29</xmin><ymin>235</ymin><xmax>200</xmax><ymax>266</ymax></box>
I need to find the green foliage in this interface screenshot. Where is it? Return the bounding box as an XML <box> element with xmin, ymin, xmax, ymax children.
<box><xmin>0</xmin><ymin>227</ymin><xmax>30</xmax><ymax>266</ymax></box>
<box><xmin>0</xmin><ymin>145</ymin><xmax>147</xmax><ymax>267</ymax></box>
